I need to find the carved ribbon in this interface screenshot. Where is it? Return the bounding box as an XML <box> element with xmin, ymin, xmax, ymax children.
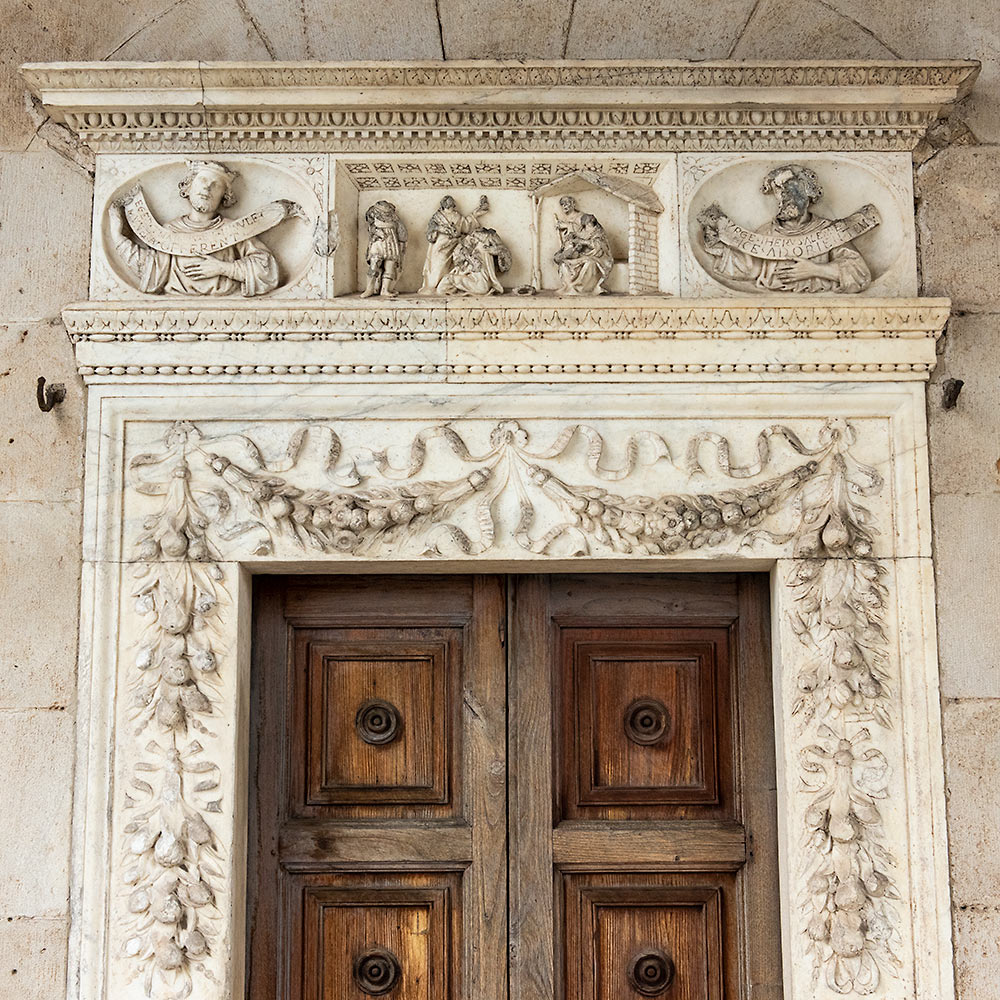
<box><xmin>123</xmin><ymin>187</ymin><xmax>303</xmax><ymax>256</ymax></box>
<box><xmin>713</xmin><ymin>204</ymin><xmax>881</xmax><ymax>260</ymax></box>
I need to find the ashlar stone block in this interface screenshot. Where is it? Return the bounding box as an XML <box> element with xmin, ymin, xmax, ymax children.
<box><xmin>943</xmin><ymin>698</ymin><xmax>1000</xmax><ymax>906</ymax></box>
<box><xmin>730</xmin><ymin>0</ymin><xmax>897</xmax><ymax>60</ymax></box>
<box><xmin>928</xmin><ymin>313</ymin><xmax>1000</xmax><ymax>498</ymax></box>
<box><xmin>0</xmin><ymin>916</ymin><xmax>69</xmax><ymax>999</ymax></box>
<box><xmin>0</xmin><ymin>153</ymin><xmax>91</xmax><ymax>321</ymax></box>
<box><xmin>0</xmin><ymin>501</ymin><xmax>81</xmax><ymax>711</ymax></box>
<box><xmin>918</xmin><ymin>147</ymin><xmax>1000</xmax><ymax>312</ymax></box>
<box><xmin>240</xmin><ymin>0</ymin><xmax>444</xmax><ymax>60</ymax></box>
<box><xmin>565</xmin><ymin>0</ymin><xmax>757</xmax><ymax>60</ymax></box>
<box><xmin>0</xmin><ymin>321</ymin><xmax>84</xmax><ymax>504</ymax></box>
<box><xmin>953</xmin><ymin>906</ymin><xmax>1000</xmax><ymax>1000</ymax></box>
<box><xmin>933</xmin><ymin>494</ymin><xmax>1000</xmax><ymax>698</ymax></box>
<box><xmin>0</xmin><ymin>709</ymin><xmax>74</xmax><ymax>916</ymax></box>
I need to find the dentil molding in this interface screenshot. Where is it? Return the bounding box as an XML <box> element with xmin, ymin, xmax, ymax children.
<box><xmin>24</xmin><ymin>59</ymin><xmax>978</xmax><ymax>153</ymax></box>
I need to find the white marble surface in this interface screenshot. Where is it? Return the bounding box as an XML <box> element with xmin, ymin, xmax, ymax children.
<box><xmin>678</xmin><ymin>151</ymin><xmax>918</xmax><ymax>298</ymax></box>
<box><xmin>69</xmin><ymin>378</ymin><xmax>950</xmax><ymax>1000</ymax></box>
<box><xmin>31</xmin><ymin>55</ymin><xmax>966</xmax><ymax>1000</ymax></box>
<box><xmin>88</xmin><ymin>150</ymin><xmax>920</xmax><ymax>303</ymax></box>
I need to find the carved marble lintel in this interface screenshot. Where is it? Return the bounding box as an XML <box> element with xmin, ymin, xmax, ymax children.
<box><xmin>22</xmin><ymin>61</ymin><xmax>979</xmax><ymax>153</ymax></box>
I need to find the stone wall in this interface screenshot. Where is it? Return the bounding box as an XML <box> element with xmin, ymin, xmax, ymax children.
<box><xmin>1</xmin><ymin>3</ymin><xmax>997</xmax><ymax>997</ymax></box>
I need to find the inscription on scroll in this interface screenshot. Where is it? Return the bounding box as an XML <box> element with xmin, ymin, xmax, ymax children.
<box><xmin>697</xmin><ymin>163</ymin><xmax>880</xmax><ymax>294</ymax></box>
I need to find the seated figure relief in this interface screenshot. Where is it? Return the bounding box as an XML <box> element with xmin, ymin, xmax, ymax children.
<box><xmin>553</xmin><ymin>196</ymin><xmax>614</xmax><ymax>295</ymax></box>
<box><xmin>361</xmin><ymin>200</ymin><xmax>407</xmax><ymax>298</ymax></box>
<box><xmin>107</xmin><ymin>160</ymin><xmax>304</xmax><ymax>296</ymax></box>
<box><xmin>697</xmin><ymin>163</ymin><xmax>880</xmax><ymax>294</ymax></box>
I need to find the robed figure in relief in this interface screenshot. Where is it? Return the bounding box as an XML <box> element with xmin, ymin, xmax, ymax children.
<box><xmin>437</xmin><ymin>228</ymin><xmax>513</xmax><ymax>295</ymax></box>
<box><xmin>107</xmin><ymin>160</ymin><xmax>289</xmax><ymax>297</ymax></box>
<box><xmin>698</xmin><ymin>163</ymin><xmax>879</xmax><ymax>294</ymax></box>
<box><xmin>553</xmin><ymin>198</ymin><xmax>614</xmax><ymax>295</ymax></box>
<box><xmin>419</xmin><ymin>194</ymin><xmax>491</xmax><ymax>294</ymax></box>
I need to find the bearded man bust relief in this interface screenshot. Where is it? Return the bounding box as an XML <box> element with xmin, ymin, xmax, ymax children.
<box><xmin>697</xmin><ymin>163</ymin><xmax>881</xmax><ymax>294</ymax></box>
<box><xmin>107</xmin><ymin>160</ymin><xmax>304</xmax><ymax>296</ymax></box>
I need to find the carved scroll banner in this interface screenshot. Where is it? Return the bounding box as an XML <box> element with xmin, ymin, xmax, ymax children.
<box><xmin>122</xmin><ymin>187</ymin><xmax>303</xmax><ymax>255</ymax></box>
<box><xmin>708</xmin><ymin>204</ymin><xmax>881</xmax><ymax>260</ymax></box>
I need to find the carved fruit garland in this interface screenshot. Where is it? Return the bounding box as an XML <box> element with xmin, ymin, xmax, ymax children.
<box><xmin>781</xmin><ymin>422</ymin><xmax>901</xmax><ymax>994</ymax></box>
<box><xmin>124</xmin><ymin>424</ymin><xmax>226</xmax><ymax>999</ymax></box>
<box><xmin>124</xmin><ymin>416</ymin><xmax>898</xmax><ymax>998</ymax></box>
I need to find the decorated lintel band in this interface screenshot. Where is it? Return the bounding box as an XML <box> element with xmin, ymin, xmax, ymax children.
<box><xmin>697</xmin><ymin>163</ymin><xmax>881</xmax><ymax>294</ymax></box>
<box><xmin>108</xmin><ymin>160</ymin><xmax>306</xmax><ymax>297</ymax></box>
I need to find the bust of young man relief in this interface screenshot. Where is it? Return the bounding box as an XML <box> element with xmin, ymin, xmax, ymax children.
<box><xmin>698</xmin><ymin>163</ymin><xmax>881</xmax><ymax>294</ymax></box>
<box><xmin>107</xmin><ymin>160</ymin><xmax>303</xmax><ymax>296</ymax></box>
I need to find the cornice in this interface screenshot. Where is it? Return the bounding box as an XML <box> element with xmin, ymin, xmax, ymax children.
<box><xmin>62</xmin><ymin>296</ymin><xmax>950</xmax><ymax>381</ymax></box>
<box><xmin>23</xmin><ymin>60</ymin><xmax>979</xmax><ymax>153</ymax></box>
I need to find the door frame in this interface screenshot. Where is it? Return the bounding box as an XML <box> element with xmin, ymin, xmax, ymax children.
<box><xmin>70</xmin><ymin>382</ymin><xmax>950</xmax><ymax>1000</ymax></box>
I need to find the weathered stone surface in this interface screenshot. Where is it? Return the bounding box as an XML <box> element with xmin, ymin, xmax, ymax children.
<box><xmin>108</xmin><ymin>0</ymin><xmax>273</xmax><ymax>61</ymax></box>
<box><xmin>943</xmin><ymin>698</ymin><xmax>1000</xmax><ymax>905</ymax></box>
<box><xmin>0</xmin><ymin>709</ymin><xmax>73</xmax><ymax>915</ymax></box>
<box><xmin>0</xmin><ymin>153</ymin><xmax>91</xmax><ymax>321</ymax></box>
<box><xmin>953</xmin><ymin>905</ymin><xmax>1000</xmax><ymax>1000</ymax></box>
<box><xmin>918</xmin><ymin>147</ymin><xmax>1000</xmax><ymax>312</ymax></box>
<box><xmin>829</xmin><ymin>0</ymin><xmax>1000</xmax><ymax>143</ymax></box>
<box><xmin>0</xmin><ymin>917</ymin><xmax>69</xmax><ymax>996</ymax></box>
<box><xmin>933</xmin><ymin>495</ymin><xmax>1000</xmax><ymax>698</ymax></box>
<box><xmin>2</xmin><ymin>0</ymin><xmax>186</xmax><ymax>150</ymax></box>
<box><xmin>440</xmin><ymin>0</ymin><xmax>570</xmax><ymax>58</ymax></box>
<box><xmin>565</xmin><ymin>0</ymin><xmax>756</xmax><ymax>59</ymax></box>
<box><xmin>928</xmin><ymin>314</ymin><xmax>1000</xmax><ymax>497</ymax></box>
<box><xmin>0</xmin><ymin>322</ymin><xmax>84</xmax><ymax>504</ymax></box>
<box><xmin>0</xmin><ymin>501</ymin><xmax>80</xmax><ymax>710</ymax></box>
<box><xmin>730</xmin><ymin>0</ymin><xmax>896</xmax><ymax>60</ymax></box>
<box><xmin>240</xmin><ymin>0</ymin><xmax>443</xmax><ymax>60</ymax></box>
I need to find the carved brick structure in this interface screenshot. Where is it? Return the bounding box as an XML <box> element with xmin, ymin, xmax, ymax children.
<box><xmin>627</xmin><ymin>203</ymin><xmax>659</xmax><ymax>293</ymax></box>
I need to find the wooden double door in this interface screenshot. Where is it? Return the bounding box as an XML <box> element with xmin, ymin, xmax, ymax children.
<box><xmin>249</xmin><ymin>575</ymin><xmax>781</xmax><ymax>1000</ymax></box>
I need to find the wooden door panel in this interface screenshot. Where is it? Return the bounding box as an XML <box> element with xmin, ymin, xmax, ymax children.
<box><xmin>299</xmin><ymin>632</ymin><xmax>458</xmax><ymax>813</ymax></box>
<box><xmin>249</xmin><ymin>576</ymin><xmax>505</xmax><ymax>1000</ymax></box>
<box><xmin>510</xmin><ymin>575</ymin><xmax>781</xmax><ymax>1000</ymax></box>
<box><xmin>564</xmin><ymin>873</ymin><xmax>732</xmax><ymax>1000</ymax></box>
<box><xmin>558</xmin><ymin>627</ymin><xmax>733</xmax><ymax>820</ymax></box>
<box><xmin>294</xmin><ymin>872</ymin><xmax>460</xmax><ymax>1000</ymax></box>
<box><xmin>252</xmin><ymin>574</ymin><xmax>781</xmax><ymax>1000</ymax></box>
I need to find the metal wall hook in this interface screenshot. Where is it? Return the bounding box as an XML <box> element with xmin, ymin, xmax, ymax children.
<box><xmin>36</xmin><ymin>376</ymin><xmax>67</xmax><ymax>412</ymax></box>
<box><xmin>940</xmin><ymin>378</ymin><xmax>964</xmax><ymax>410</ymax></box>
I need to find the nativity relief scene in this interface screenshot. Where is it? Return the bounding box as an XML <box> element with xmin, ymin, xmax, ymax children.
<box><xmin>100</xmin><ymin>156</ymin><xmax>898</xmax><ymax>300</ymax></box>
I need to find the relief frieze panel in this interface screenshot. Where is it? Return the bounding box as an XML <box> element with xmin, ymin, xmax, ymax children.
<box><xmin>89</xmin><ymin>151</ymin><xmax>919</xmax><ymax>302</ymax></box>
<box><xmin>92</xmin><ymin>154</ymin><xmax>329</xmax><ymax>300</ymax></box>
